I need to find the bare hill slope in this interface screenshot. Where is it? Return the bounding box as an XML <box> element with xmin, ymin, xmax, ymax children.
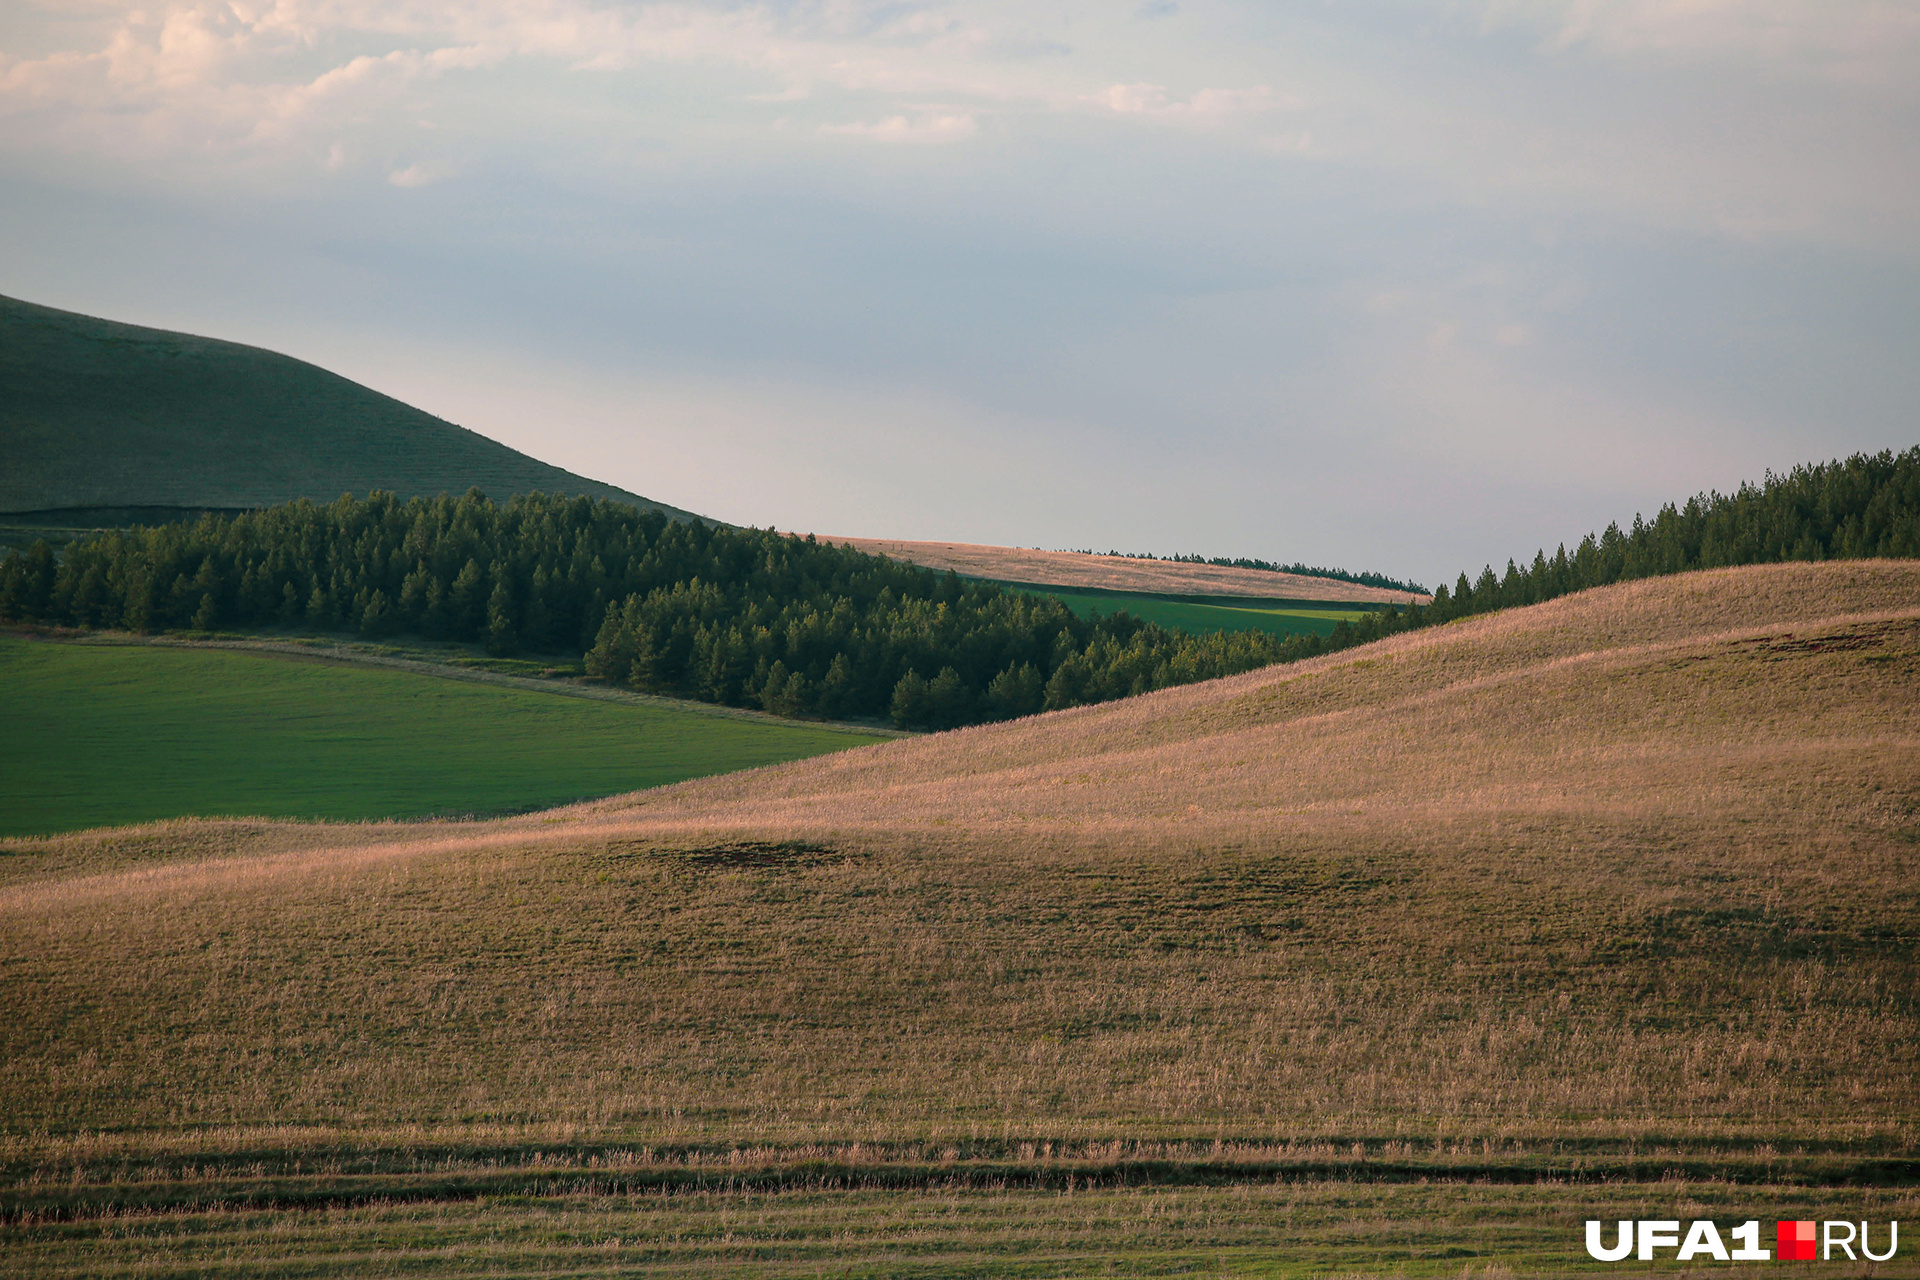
<box><xmin>2</xmin><ymin>561</ymin><xmax>1915</xmax><ymax>1165</ymax></box>
<box><xmin>818</xmin><ymin>535</ymin><xmax>1427</xmax><ymax>604</ymax></box>
<box><xmin>0</xmin><ymin>293</ymin><xmax>706</xmax><ymax>521</ymax></box>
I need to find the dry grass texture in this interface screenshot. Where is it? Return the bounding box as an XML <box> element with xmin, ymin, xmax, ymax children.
<box><xmin>2</xmin><ymin>562</ymin><xmax>1916</xmax><ymax>1159</ymax></box>
<box><xmin>814</xmin><ymin>536</ymin><xmax>1430</xmax><ymax>603</ymax></box>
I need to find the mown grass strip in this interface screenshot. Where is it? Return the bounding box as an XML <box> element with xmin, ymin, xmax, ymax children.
<box><xmin>12</xmin><ymin>1155</ymin><xmax>1920</xmax><ymax>1226</ymax></box>
<box><xmin>5</xmin><ymin>1181</ymin><xmax>1912</xmax><ymax>1278</ymax></box>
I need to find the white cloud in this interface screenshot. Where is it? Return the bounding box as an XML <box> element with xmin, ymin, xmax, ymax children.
<box><xmin>386</xmin><ymin>161</ymin><xmax>439</xmax><ymax>186</ymax></box>
<box><xmin>1088</xmin><ymin>81</ymin><xmax>1279</xmax><ymax>121</ymax></box>
<box><xmin>1093</xmin><ymin>82</ymin><xmax>1164</xmax><ymax>113</ymax></box>
<box><xmin>0</xmin><ymin>0</ymin><xmax>1072</xmax><ymax>161</ymax></box>
<box><xmin>1487</xmin><ymin>0</ymin><xmax>1920</xmax><ymax>88</ymax></box>
<box><xmin>821</xmin><ymin>112</ymin><xmax>976</xmax><ymax>142</ymax></box>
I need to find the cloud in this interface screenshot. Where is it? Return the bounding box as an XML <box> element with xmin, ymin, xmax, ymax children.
<box><xmin>386</xmin><ymin>161</ymin><xmax>440</xmax><ymax>187</ymax></box>
<box><xmin>0</xmin><ymin>11</ymin><xmax>443</xmax><ymax>156</ymax></box>
<box><xmin>821</xmin><ymin>112</ymin><xmax>977</xmax><ymax>142</ymax></box>
<box><xmin>0</xmin><ymin>0</ymin><xmax>1072</xmax><ymax>162</ymax></box>
<box><xmin>1092</xmin><ymin>82</ymin><xmax>1165</xmax><ymax>113</ymax></box>
<box><xmin>1487</xmin><ymin>0</ymin><xmax>1920</xmax><ymax>88</ymax></box>
<box><xmin>1088</xmin><ymin>81</ymin><xmax>1279</xmax><ymax>121</ymax></box>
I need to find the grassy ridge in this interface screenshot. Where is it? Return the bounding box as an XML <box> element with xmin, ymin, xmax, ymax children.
<box><xmin>0</xmin><ymin>293</ymin><xmax>703</xmax><ymax>520</ymax></box>
<box><xmin>0</xmin><ymin>636</ymin><xmax>887</xmax><ymax>836</ymax></box>
<box><xmin>825</xmin><ymin>535</ymin><xmax>1428</xmax><ymax>605</ymax></box>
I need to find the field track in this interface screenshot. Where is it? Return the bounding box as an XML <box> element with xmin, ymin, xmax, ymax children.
<box><xmin>3</xmin><ymin>560</ymin><xmax>1915</xmax><ymax>1275</ymax></box>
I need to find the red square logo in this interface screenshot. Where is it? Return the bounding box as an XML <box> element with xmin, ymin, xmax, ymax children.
<box><xmin>1777</xmin><ymin>1220</ymin><xmax>1817</xmax><ymax>1261</ymax></box>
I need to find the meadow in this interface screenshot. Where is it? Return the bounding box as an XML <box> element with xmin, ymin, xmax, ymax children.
<box><xmin>2</xmin><ymin>561</ymin><xmax>1916</xmax><ymax>1275</ymax></box>
<box><xmin>0</xmin><ymin>634</ymin><xmax>888</xmax><ymax>836</ymax></box>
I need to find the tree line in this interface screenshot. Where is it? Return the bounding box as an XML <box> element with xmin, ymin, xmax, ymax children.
<box><xmin>2</xmin><ymin>447</ymin><xmax>1912</xmax><ymax>728</ymax></box>
<box><xmin>1418</xmin><ymin>446</ymin><xmax>1920</xmax><ymax>623</ymax></box>
<box><xmin>0</xmin><ymin>491</ymin><xmax>1341</xmax><ymax>728</ymax></box>
<box><xmin>1269</xmin><ymin>445</ymin><xmax>1920</xmax><ymax>656</ymax></box>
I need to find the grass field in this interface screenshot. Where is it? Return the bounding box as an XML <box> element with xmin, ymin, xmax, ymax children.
<box><xmin>1032</xmin><ymin>588</ymin><xmax>1371</xmax><ymax>638</ymax></box>
<box><xmin>0</xmin><ymin>292</ymin><xmax>704</xmax><ymax>520</ymax></box>
<box><xmin>0</xmin><ymin>635</ymin><xmax>888</xmax><ymax>836</ymax></box>
<box><xmin>2</xmin><ymin>562</ymin><xmax>1915</xmax><ymax>1275</ymax></box>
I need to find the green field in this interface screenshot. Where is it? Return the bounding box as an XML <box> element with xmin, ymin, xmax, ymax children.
<box><xmin>1030</xmin><ymin>588</ymin><xmax>1372</xmax><ymax>638</ymax></box>
<box><xmin>0</xmin><ymin>636</ymin><xmax>888</xmax><ymax>836</ymax></box>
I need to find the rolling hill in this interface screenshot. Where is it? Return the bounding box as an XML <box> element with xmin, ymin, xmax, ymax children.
<box><xmin>822</xmin><ymin>535</ymin><xmax>1428</xmax><ymax>605</ymax></box>
<box><xmin>3</xmin><ymin>559</ymin><xmax>1914</xmax><ymax>1274</ymax></box>
<box><xmin>0</xmin><ymin>293</ymin><xmax>707</xmax><ymax>522</ymax></box>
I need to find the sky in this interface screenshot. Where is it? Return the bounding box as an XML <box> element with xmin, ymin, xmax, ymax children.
<box><xmin>3</xmin><ymin>0</ymin><xmax>1917</xmax><ymax>590</ymax></box>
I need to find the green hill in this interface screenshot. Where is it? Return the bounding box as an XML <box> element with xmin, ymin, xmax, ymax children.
<box><xmin>0</xmin><ymin>293</ymin><xmax>707</xmax><ymax>522</ymax></box>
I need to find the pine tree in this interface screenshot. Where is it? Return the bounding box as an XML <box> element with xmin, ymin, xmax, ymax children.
<box><xmin>361</xmin><ymin>589</ymin><xmax>393</xmax><ymax>636</ymax></box>
<box><xmin>927</xmin><ymin>666</ymin><xmax>969</xmax><ymax>728</ymax></box>
<box><xmin>485</xmin><ymin>578</ymin><xmax>517</xmax><ymax>656</ymax></box>
<box><xmin>890</xmin><ymin>669</ymin><xmax>931</xmax><ymax>728</ymax></box>
<box><xmin>986</xmin><ymin>661</ymin><xmax>1043</xmax><ymax>719</ymax></box>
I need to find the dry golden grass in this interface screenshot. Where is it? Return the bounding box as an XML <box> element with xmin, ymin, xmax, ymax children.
<box><xmin>814</xmin><ymin>536</ymin><xmax>1430</xmax><ymax>604</ymax></box>
<box><xmin>573</xmin><ymin>560</ymin><xmax>1920</xmax><ymax>837</ymax></box>
<box><xmin>2</xmin><ymin>561</ymin><xmax>1916</xmax><ymax>1274</ymax></box>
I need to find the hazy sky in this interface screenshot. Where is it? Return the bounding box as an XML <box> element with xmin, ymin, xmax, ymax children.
<box><xmin>4</xmin><ymin>0</ymin><xmax>1916</xmax><ymax>588</ymax></box>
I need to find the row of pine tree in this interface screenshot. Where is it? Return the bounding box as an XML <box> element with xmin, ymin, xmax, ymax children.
<box><xmin>2</xmin><ymin>447</ymin><xmax>1914</xmax><ymax>727</ymax></box>
<box><xmin>0</xmin><ymin>491</ymin><xmax>1328</xmax><ymax>728</ymax></box>
<box><xmin>1420</xmin><ymin>446</ymin><xmax>1920</xmax><ymax>621</ymax></box>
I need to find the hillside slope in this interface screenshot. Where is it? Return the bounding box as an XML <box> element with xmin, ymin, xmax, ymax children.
<box><xmin>589</xmin><ymin>558</ymin><xmax>1916</xmax><ymax>834</ymax></box>
<box><xmin>3</xmin><ymin>560</ymin><xmax>1913</xmax><ymax>1157</ymax></box>
<box><xmin>0</xmin><ymin>293</ymin><xmax>706</xmax><ymax>521</ymax></box>
<box><xmin>820</xmin><ymin>535</ymin><xmax>1427</xmax><ymax>604</ymax></box>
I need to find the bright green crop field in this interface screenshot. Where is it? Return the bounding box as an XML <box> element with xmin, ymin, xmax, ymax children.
<box><xmin>1032</xmin><ymin>588</ymin><xmax>1374</xmax><ymax>638</ymax></box>
<box><xmin>0</xmin><ymin>636</ymin><xmax>888</xmax><ymax>837</ymax></box>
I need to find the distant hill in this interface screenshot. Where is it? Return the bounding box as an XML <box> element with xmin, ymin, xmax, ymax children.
<box><xmin>818</xmin><ymin>536</ymin><xmax>1429</xmax><ymax>605</ymax></box>
<box><xmin>0</xmin><ymin>293</ymin><xmax>708</xmax><ymax>522</ymax></box>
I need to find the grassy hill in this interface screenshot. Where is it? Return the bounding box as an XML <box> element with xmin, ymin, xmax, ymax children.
<box><xmin>0</xmin><ymin>293</ymin><xmax>706</xmax><ymax>522</ymax></box>
<box><xmin>821</xmin><ymin>535</ymin><xmax>1429</xmax><ymax>606</ymax></box>
<box><xmin>3</xmin><ymin>560</ymin><xmax>1914</xmax><ymax>1274</ymax></box>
